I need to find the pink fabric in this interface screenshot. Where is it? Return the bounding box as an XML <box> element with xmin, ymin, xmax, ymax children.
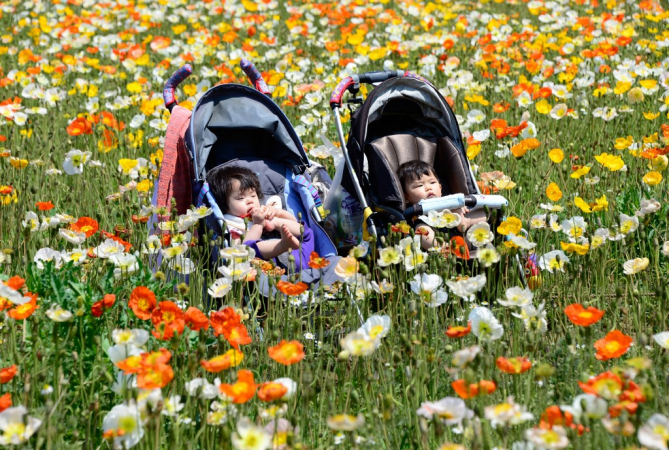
<box><xmin>156</xmin><ymin>105</ymin><xmax>192</xmax><ymax>218</ymax></box>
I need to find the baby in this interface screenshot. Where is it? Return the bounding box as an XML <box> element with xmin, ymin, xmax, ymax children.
<box><xmin>398</xmin><ymin>160</ymin><xmax>485</xmax><ymax>250</ymax></box>
<box><xmin>207</xmin><ymin>165</ymin><xmax>314</xmax><ymax>268</ymax></box>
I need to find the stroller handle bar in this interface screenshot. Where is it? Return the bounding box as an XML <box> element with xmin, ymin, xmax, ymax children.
<box><xmin>163</xmin><ymin>64</ymin><xmax>193</xmax><ymax>112</ymax></box>
<box><xmin>329</xmin><ymin>70</ymin><xmax>433</xmax><ymax>108</ymax></box>
<box><xmin>403</xmin><ymin>194</ymin><xmax>509</xmax><ymax>219</ymax></box>
<box><xmin>240</xmin><ymin>58</ymin><xmax>271</xmax><ymax>96</ymax></box>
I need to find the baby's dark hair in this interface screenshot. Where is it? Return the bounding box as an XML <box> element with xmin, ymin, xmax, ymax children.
<box><xmin>398</xmin><ymin>160</ymin><xmax>438</xmax><ymax>191</ymax></box>
<box><xmin>206</xmin><ymin>165</ymin><xmax>264</xmax><ymax>214</ymax></box>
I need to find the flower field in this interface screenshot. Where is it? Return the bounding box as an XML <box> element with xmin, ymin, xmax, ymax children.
<box><xmin>2</xmin><ymin>0</ymin><xmax>669</xmax><ymax>448</ymax></box>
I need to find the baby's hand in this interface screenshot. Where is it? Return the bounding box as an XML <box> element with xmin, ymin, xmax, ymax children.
<box><xmin>264</xmin><ymin>205</ymin><xmax>278</xmax><ymax>221</ymax></box>
<box><xmin>251</xmin><ymin>207</ymin><xmax>266</xmax><ymax>226</ymax></box>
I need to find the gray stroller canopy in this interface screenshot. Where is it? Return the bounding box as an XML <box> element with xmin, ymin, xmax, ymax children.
<box><xmin>189</xmin><ymin>84</ymin><xmax>309</xmax><ymax>180</ymax></box>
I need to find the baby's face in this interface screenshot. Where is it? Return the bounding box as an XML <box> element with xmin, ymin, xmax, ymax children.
<box><xmin>403</xmin><ymin>173</ymin><xmax>442</xmax><ymax>205</ymax></box>
<box><xmin>227</xmin><ymin>180</ymin><xmax>260</xmax><ymax>217</ymax></box>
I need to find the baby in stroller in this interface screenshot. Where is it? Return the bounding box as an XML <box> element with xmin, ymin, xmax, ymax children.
<box><xmin>398</xmin><ymin>160</ymin><xmax>485</xmax><ymax>250</ymax></box>
<box><xmin>207</xmin><ymin>165</ymin><xmax>315</xmax><ymax>269</ymax></box>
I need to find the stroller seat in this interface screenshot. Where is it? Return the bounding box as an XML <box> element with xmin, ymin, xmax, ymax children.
<box><xmin>367</xmin><ymin>134</ymin><xmax>476</xmax><ymax>212</ymax></box>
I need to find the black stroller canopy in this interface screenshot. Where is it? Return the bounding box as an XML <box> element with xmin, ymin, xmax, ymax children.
<box><xmin>189</xmin><ymin>84</ymin><xmax>309</xmax><ymax>179</ymax></box>
<box><xmin>355</xmin><ymin>77</ymin><xmax>464</xmax><ymax>150</ymax></box>
<box><xmin>342</xmin><ymin>76</ymin><xmax>475</xmax><ymax>209</ymax></box>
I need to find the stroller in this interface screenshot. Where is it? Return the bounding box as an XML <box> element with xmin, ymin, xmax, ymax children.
<box><xmin>328</xmin><ymin>70</ymin><xmax>508</xmax><ymax>241</ymax></box>
<box><xmin>151</xmin><ymin>61</ymin><xmax>337</xmax><ymax>281</ymax></box>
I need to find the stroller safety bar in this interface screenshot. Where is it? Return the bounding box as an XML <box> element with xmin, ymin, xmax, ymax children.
<box><xmin>240</xmin><ymin>58</ymin><xmax>271</xmax><ymax>96</ymax></box>
<box><xmin>163</xmin><ymin>64</ymin><xmax>193</xmax><ymax>112</ymax></box>
<box><xmin>403</xmin><ymin>194</ymin><xmax>509</xmax><ymax>219</ymax></box>
<box><xmin>329</xmin><ymin>70</ymin><xmax>433</xmax><ymax>108</ymax></box>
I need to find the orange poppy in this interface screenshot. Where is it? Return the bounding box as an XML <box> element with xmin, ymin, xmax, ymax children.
<box><xmin>594</xmin><ymin>330</ymin><xmax>632</xmax><ymax>361</ymax></box>
<box><xmin>268</xmin><ymin>340</ymin><xmax>305</xmax><ymax>366</ymax></box>
<box><xmin>151</xmin><ymin>301</ymin><xmax>185</xmax><ymax>338</ymax></box>
<box><xmin>609</xmin><ymin>401</ymin><xmax>638</xmax><ymax>418</ymax></box>
<box><xmin>445</xmin><ymin>322</ymin><xmax>471</xmax><ymax>338</ymax></box>
<box><xmin>210</xmin><ymin>307</ymin><xmax>242</xmax><ymax>336</ymax></box>
<box><xmin>449</xmin><ymin>236</ymin><xmax>470</xmax><ymax>260</ymax></box>
<box><xmin>496</xmin><ymin>356</ymin><xmax>532</xmax><ymax>374</ymax></box>
<box><xmin>564</xmin><ymin>304</ymin><xmax>604</xmax><ymax>326</ymax></box>
<box><xmin>200</xmin><ymin>349</ymin><xmax>244</xmax><ymax>373</ymax></box>
<box><xmin>257</xmin><ymin>381</ymin><xmax>288</xmax><ymax>402</ymax></box>
<box><xmin>70</xmin><ymin>217</ymin><xmax>99</xmax><ymax>237</ymax></box>
<box><xmin>35</xmin><ymin>201</ymin><xmax>54</xmax><ymax>211</ymax></box>
<box><xmin>222</xmin><ymin>323</ymin><xmax>252</xmax><ymax>351</ymax></box>
<box><xmin>66</xmin><ymin>117</ymin><xmax>93</xmax><ymax>136</ymax></box>
<box><xmin>99</xmin><ymin>230</ymin><xmax>132</xmax><ymax>251</ymax></box>
<box><xmin>8</xmin><ymin>294</ymin><xmax>38</xmax><ymax>320</ymax></box>
<box><xmin>308</xmin><ymin>251</ymin><xmax>330</xmax><ymax>269</ymax></box>
<box><xmin>4</xmin><ymin>276</ymin><xmax>25</xmax><ymax>291</ymax></box>
<box><xmin>619</xmin><ymin>381</ymin><xmax>646</xmax><ymax>403</ymax></box>
<box><xmin>117</xmin><ymin>349</ymin><xmax>171</xmax><ymax>374</ymax></box>
<box><xmin>578</xmin><ymin>371</ymin><xmax>623</xmax><ymax>399</ymax></box>
<box><xmin>451</xmin><ymin>379</ymin><xmax>496</xmax><ymax>399</ymax></box>
<box><xmin>276</xmin><ymin>280</ymin><xmax>308</xmax><ymax>296</ymax></box>
<box><xmin>0</xmin><ymin>365</ymin><xmax>17</xmax><ymax>384</ymax></box>
<box><xmin>128</xmin><ymin>286</ymin><xmax>157</xmax><ymax>320</ymax></box>
<box><xmin>0</xmin><ymin>393</ymin><xmax>10</xmax><ymax>412</ymax></box>
<box><xmin>219</xmin><ymin>369</ymin><xmax>257</xmax><ymax>404</ymax></box>
<box><xmin>185</xmin><ymin>307</ymin><xmax>209</xmax><ymax>331</ymax></box>
<box><xmin>136</xmin><ymin>364</ymin><xmax>174</xmax><ymax>389</ymax></box>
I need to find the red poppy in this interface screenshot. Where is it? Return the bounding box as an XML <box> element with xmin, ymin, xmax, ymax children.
<box><xmin>0</xmin><ymin>365</ymin><xmax>17</xmax><ymax>384</ymax></box>
<box><xmin>0</xmin><ymin>393</ymin><xmax>10</xmax><ymax>412</ymax></box>
<box><xmin>128</xmin><ymin>286</ymin><xmax>157</xmax><ymax>320</ymax></box>
<box><xmin>35</xmin><ymin>201</ymin><xmax>54</xmax><ymax>211</ymax></box>
<box><xmin>66</xmin><ymin>117</ymin><xmax>93</xmax><ymax>136</ymax></box>
<box><xmin>185</xmin><ymin>307</ymin><xmax>209</xmax><ymax>331</ymax></box>
<box><xmin>268</xmin><ymin>340</ymin><xmax>305</xmax><ymax>366</ymax></box>
<box><xmin>452</xmin><ymin>379</ymin><xmax>496</xmax><ymax>399</ymax></box>
<box><xmin>449</xmin><ymin>236</ymin><xmax>470</xmax><ymax>260</ymax></box>
<box><xmin>257</xmin><ymin>381</ymin><xmax>288</xmax><ymax>402</ymax></box>
<box><xmin>445</xmin><ymin>322</ymin><xmax>471</xmax><ymax>338</ymax></box>
<box><xmin>564</xmin><ymin>304</ymin><xmax>604</xmax><ymax>326</ymax></box>
<box><xmin>91</xmin><ymin>294</ymin><xmax>116</xmax><ymax>317</ymax></box>
<box><xmin>496</xmin><ymin>356</ymin><xmax>532</xmax><ymax>374</ymax></box>
<box><xmin>219</xmin><ymin>370</ymin><xmax>257</xmax><ymax>404</ymax></box>
<box><xmin>8</xmin><ymin>294</ymin><xmax>38</xmax><ymax>320</ymax></box>
<box><xmin>70</xmin><ymin>217</ymin><xmax>99</xmax><ymax>237</ymax></box>
<box><xmin>151</xmin><ymin>301</ymin><xmax>185</xmax><ymax>339</ymax></box>
<box><xmin>308</xmin><ymin>251</ymin><xmax>330</xmax><ymax>269</ymax></box>
<box><xmin>276</xmin><ymin>280</ymin><xmax>308</xmax><ymax>296</ymax></box>
<box><xmin>594</xmin><ymin>330</ymin><xmax>632</xmax><ymax>361</ymax></box>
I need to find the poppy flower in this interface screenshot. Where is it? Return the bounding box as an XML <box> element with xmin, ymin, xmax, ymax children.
<box><xmin>8</xmin><ymin>294</ymin><xmax>38</xmax><ymax>320</ymax></box>
<box><xmin>128</xmin><ymin>286</ymin><xmax>157</xmax><ymax>320</ymax></box>
<box><xmin>449</xmin><ymin>236</ymin><xmax>470</xmax><ymax>260</ymax></box>
<box><xmin>222</xmin><ymin>323</ymin><xmax>252</xmax><ymax>351</ymax></box>
<box><xmin>564</xmin><ymin>304</ymin><xmax>604</xmax><ymax>326</ymax></box>
<box><xmin>136</xmin><ymin>364</ymin><xmax>174</xmax><ymax>389</ymax></box>
<box><xmin>594</xmin><ymin>330</ymin><xmax>633</xmax><ymax>361</ymax></box>
<box><xmin>35</xmin><ymin>201</ymin><xmax>54</xmax><ymax>211</ymax></box>
<box><xmin>70</xmin><ymin>217</ymin><xmax>99</xmax><ymax>238</ymax></box>
<box><xmin>390</xmin><ymin>222</ymin><xmax>412</xmax><ymax>234</ymax></box>
<box><xmin>308</xmin><ymin>251</ymin><xmax>330</xmax><ymax>269</ymax></box>
<box><xmin>66</xmin><ymin>117</ymin><xmax>93</xmax><ymax>136</ymax></box>
<box><xmin>210</xmin><ymin>307</ymin><xmax>242</xmax><ymax>336</ymax></box>
<box><xmin>619</xmin><ymin>381</ymin><xmax>646</xmax><ymax>403</ymax></box>
<box><xmin>200</xmin><ymin>349</ymin><xmax>244</xmax><ymax>373</ymax></box>
<box><xmin>578</xmin><ymin>372</ymin><xmax>623</xmax><ymax>399</ymax></box>
<box><xmin>257</xmin><ymin>381</ymin><xmax>289</xmax><ymax>402</ymax></box>
<box><xmin>0</xmin><ymin>365</ymin><xmax>17</xmax><ymax>384</ymax></box>
<box><xmin>185</xmin><ymin>307</ymin><xmax>209</xmax><ymax>331</ymax></box>
<box><xmin>496</xmin><ymin>356</ymin><xmax>532</xmax><ymax>374</ymax></box>
<box><xmin>0</xmin><ymin>393</ymin><xmax>10</xmax><ymax>412</ymax></box>
<box><xmin>451</xmin><ymin>379</ymin><xmax>496</xmax><ymax>399</ymax></box>
<box><xmin>151</xmin><ymin>301</ymin><xmax>185</xmax><ymax>338</ymax></box>
<box><xmin>268</xmin><ymin>340</ymin><xmax>305</xmax><ymax>366</ymax></box>
<box><xmin>91</xmin><ymin>294</ymin><xmax>116</xmax><ymax>318</ymax></box>
<box><xmin>445</xmin><ymin>322</ymin><xmax>471</xmax><ymax>338</ymax></box>
<box><xmin>276</xmin><ymin>280</ymin><xmax>308</xmax><ymax>296</ymax></box>
<box><xmin>5</xmin><ymin>276</ymin><xmax>25</xmax><ymax>291</ymax></box>
<box><xmin>219</xmin><ymin>369</ymin><xmax>257</xmax><ymax>404</ymax></box>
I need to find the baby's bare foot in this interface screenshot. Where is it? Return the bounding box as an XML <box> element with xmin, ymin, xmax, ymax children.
<box><xmin>264</xmin><ymin>218</ymin><xmax>276</xmax><ymax>232</ymax></box>
<box><xmin>279</xmin><ymin>224</ymin><xmax>300</xmax><ymax>251</ymax></box>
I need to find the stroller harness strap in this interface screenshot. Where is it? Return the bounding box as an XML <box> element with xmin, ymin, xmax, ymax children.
<box><xmin>157</xmin><ymin>105</ymin><xmax>193</xmax><ymax>218</ymax></box>
<box><xmin>293</xmin><ymin>175</ymin><xmax>326</xmax><ymax>218</ymax></box>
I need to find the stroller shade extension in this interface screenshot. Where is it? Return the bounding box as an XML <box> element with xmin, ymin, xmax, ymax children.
<box><xmin>156</xmin><ymin>60</ymin><xmax>336</xmax><ymax>262</ymax></box>
<box><xmin>329</xmin><ymin>69</ymin><xmax>508</xmax><ymax>237</ymax></box>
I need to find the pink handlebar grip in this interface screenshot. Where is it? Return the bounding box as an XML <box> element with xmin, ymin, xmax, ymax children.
<box><xmin>329</xmin><ymin>76</ymin><xmax>355</xmax><ymax>109</ymax></box>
